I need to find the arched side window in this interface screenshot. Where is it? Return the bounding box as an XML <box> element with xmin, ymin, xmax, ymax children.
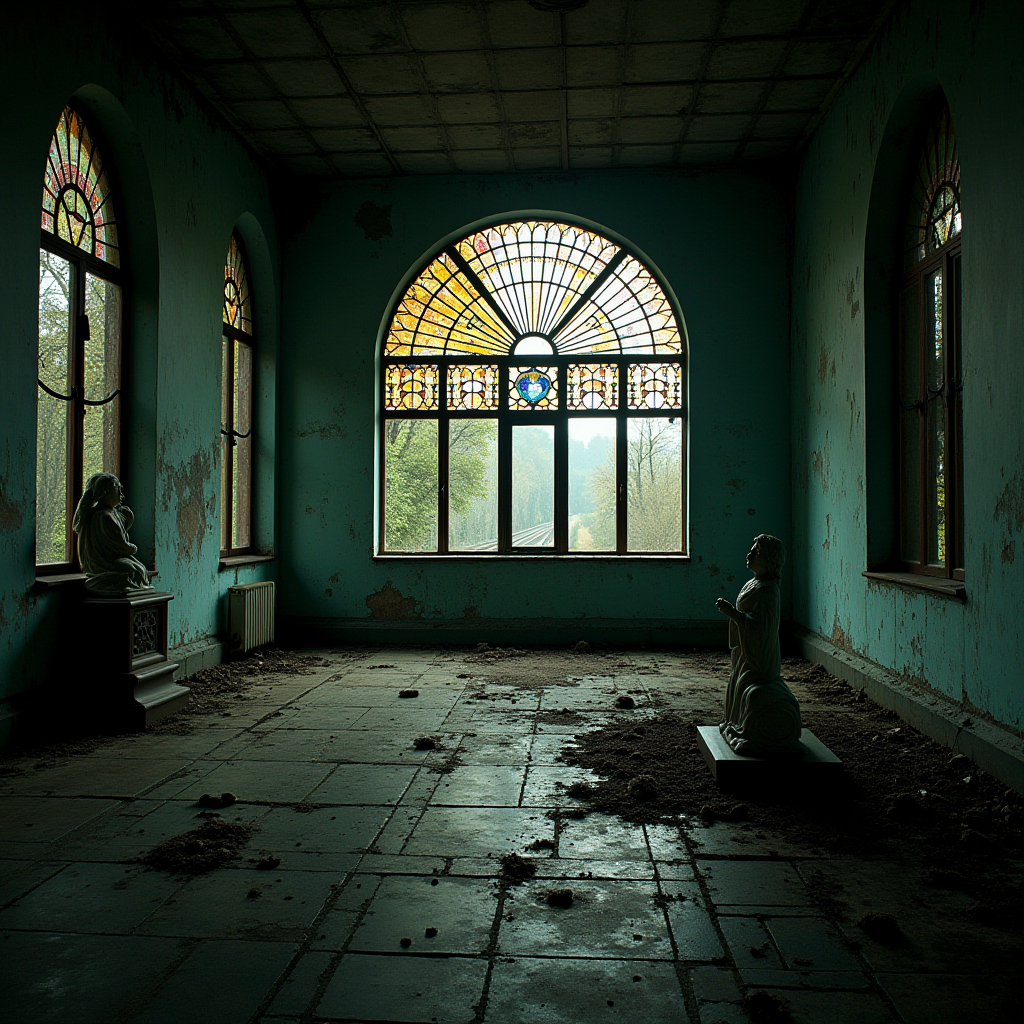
<box><xmin>37</xmin><ymin>105</ymin><xmax>122</xmax><ymax>569</ymax></box>
<box><xmin>380</xmin><ymin>219</ymin><xmax>687</xmax><ymax>555</ymax></box>
<box><xmin>221</xmin><ymin>233</ymin><xmax>255</xmax><ymax>555</ymax></box>
<box><xmin>898</xmin><ymin>104</ymin><xmax>963</xmax><ymax>578</ymax></box>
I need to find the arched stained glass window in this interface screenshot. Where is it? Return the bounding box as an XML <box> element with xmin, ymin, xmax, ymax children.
<box><xmin>897</xmin><ymin>101</ymin><xmax>963</xmax><ymax>579</ymax></box>
<box><xmin>42</xmin><ymin>106</ymin><xmax>119</xmax><ymax>267</ymax></box>
<box><xmin>36</xmin><ymin>105</ymin><xmax>123</xmax><ymax>570</ymax></box>
<box><xmin>380</xmin><ymin>218</ymin><xmax>687</xmax><ymax>556</ymax></box>
<box><xmin>221</xmin><ymin>233</ymin><xmax>255</xmax><ymax>555</ymax></box>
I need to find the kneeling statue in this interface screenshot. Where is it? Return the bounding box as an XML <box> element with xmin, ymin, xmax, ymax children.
<box><xmin>73</xmin><ymin>473</ymin><xmax>151</xmax><ymax>594</ymax></box>
<box><xmin>714</xmin><ymin>534</ymin><xmax>802</xmax><ymax>757</ymax></box>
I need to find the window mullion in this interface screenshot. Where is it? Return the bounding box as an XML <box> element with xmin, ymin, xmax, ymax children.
<box><xmin>616</xmin><ymin>359</ymin><xmax>627</xmax><ymax>554</ymax></box>
<box><xmin>70</xmin><ymin>256</ymin><xmax>86</xmax><ymax>568</ymax></box>
<box><xmin>916</xmin><ymin>268</ymin><xmax>928</xmax><ymax>571</ymax></box>
<box><xmin>438</xmin><ymin>364</ymin><xmax>450</xmax><ymax>554</ymax></box>
<box><xmin>498</xmin><ymin>364</ymin><xmax>511</xmax><ymax>553</ymax></box>
<box><xmin>554</xmin><ymin>361</ymin><xmax>568</xmax><ymax>552</ymax></box>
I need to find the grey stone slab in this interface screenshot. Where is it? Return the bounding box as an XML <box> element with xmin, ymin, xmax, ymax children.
<box><xmin>266</xmin><ymin>950</ymin><xmax>334</xmax><ymax>1016</ymax></box>
<box><xmin>760</xmin><ymin>988</ymin><xmax>896</xmax><ymax>1024</ymax></box>
<box><xmin>0</xmin><ymin>931</ymin><xmax>183</xmax><ymax>1024</ymax></box>
<box><xmin>1</xmin><ymin>757</ymin><xmax>191</xmax><ymax>799</ymax></box>
<box><xmin>876</xmin><ymin>972</ymin><xmax>1018</xmax><ymax>1024</ymax></box>
<box><xmin>715</xmin><ymin>905</ymin><xmax>822</xmax><ymax>917</ymax></box>
<box><xmin>173</xmin><ymin>761</ymin><xmax>335</xmax><ymax>803</ymax></box>
<box><xmin>254</xmin><ymin>804</ymin><xmax>391</xmax><ymax>854</ymax></box>
<box><xmin>0</xmin><ymin>859</ymin><xmax>68</xmax><ymax>907</ymax></box>
<box><xmin>0</xmin><ymin>862</ymin><xmax>181</xmax><ymax>934</ymax></box>
<box><xmin>403</xmin><ymin>807</ymin><xmax>554</xmax><ymax>857</ymax></box>
<box><xmin>645</xmin><ymin>823</ymin><xmax>687</xmax><ymax>861</ymax></box>
<box><xmin>317</xmin><ymin>730</ymin><xmax>442</xmax><ymax>765</ymax></box>
<box><xmin>685</xmin><ymin>823</ymin><xmax>813</xmax><ymax>859</ymax></box>
<box><xmin>559</xmin><ymin>813</ymin><xmax>651</xmax><ymax>861</ymax></box>
<box><xmin>485</xmin><ymin>957</ymin><xmax>689</xmax><ymax>1023</ymax></box>
<box><xmin>528</xmin><ymin>733</ymin><xmax>576</xmax><ymax>763</ymax></box>
<box><xmin>764</xmin><ymin>916</ymin><xmax>861</xmax><ymax>971</ymax></box>
<box><xmin>690</xmin><ymin>965</ymin><xmax>741</xmax><ymax>1002</ymax></box>
<box><xmin>696</xmin><ymin>727</ymin><xmax>842</xmax><ymax>785</ymax></box>
<box><xmin>350</xmin><ymin>875</ymin><xmax>498</xmax><ymax>954</ymax></box>
<box><xmin>432</xmin><ymin>766</ymin><xmax>526</xmax><ymax>806</ymax></box>
<box><xmin>655</xmin><ymin>861</ymin><xmax>696</xmax><ymax>881</ymax></box>
<box><xmin>215</xmin><ymin>725</ymin><xmax>363</xmax><ymax>760</ymax></box>
<box><xmin>739</xmin><ymin>969</ymin><xmax>870</xmax><ymax>990</ymax></box>
<box><xmin>357</xmin><ymin>853</ymin><xmax>447</xmax><ymax>875</ymax></box>
<box><xmin>498</xmin><ymin>879</ymin><xmax>672</xmax><ymax>960</ymax></box>
<box><xmin>352</xmin><ymin>707</ymin><xmax>452</xmax><ymax>732</ymax></box>
<box><xmin>699</xmin><ymin>860</ymin><xmax>812</xmax><ymax>906</ymax></box>
<box><xmin>663</xmin><ymin>883</ymin><xmax>724</xmax><ymax>961</ymax></box>
<box><xmin>520</xmin><ymin>765</ymin><xmax>601</xmax><ymax>807</ymax></box>
<box><xmin>535</xmin><ymin>858</ymin><xmax>655</xmax><ymax>880</ymax></box>
<box><xmin>128</xmin><ymin>939</ymin><xmax>297</xmax><ymax>1024</ymax></box>
<box><xmin>309</xmin><ymin>907</ymin><xmax>361</xmax><ymax>949</ymax></box>
<box><xmin>456</xmin><ymin>733</ymin><xmax>533</xmax><ymax>765</ymax></box>
<box><xmin>137</xmin><ymin>867</ymin><xmax>335</xmax><ymax>940</ymax></box>
<box><xmin>317</xmin><ymin>951</ymin><xmax>488</xmax><ymax>1022</ymax></box>
<box><xmin>718</xmin><ymin>915</ymin><xmax>783</xmax><ymax>969</ymax></box>
<box><xmin>0</xmin><ymin>797</ymin><xmax>118</xmax><ymax>843</ymax></box>
<box><xmin>699</xmin><ymin>1003</ymin><xmax>748</xmax><ymax>1024</ymax></box>
<box><xmin>307</xmin><ymin>763</ymin><xmax>419</xmax><ymax>804</ymax></box>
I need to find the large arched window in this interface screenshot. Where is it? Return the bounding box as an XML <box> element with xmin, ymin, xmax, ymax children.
<box><xmin>898</xmin><ymin>104</ymin><xmax>963</xmax><ymax>578</ymax></box>
<box><xmin>221</xmin><ymin>233</ymin><xmax>255</xmax><ymax>555</ymax></box>
<box><xmin>380</xmin><ymin>219</ymin><xmax>687</xmax><ymax>555</ymax></box>
<box><xmin>37</xmin><ymin>105</ymin><xmax>122</xmax><ymax>570</ymax></box>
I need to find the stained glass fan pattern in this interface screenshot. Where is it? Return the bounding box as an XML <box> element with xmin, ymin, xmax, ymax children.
<box><xmin>386</xmin><ymin>221</ymin><xmax>682</xmax><ymax>357</ymax></box>
<box><xmin>224</xmin><ymin>234</ymin><xmax>253</xmax><ymax>334</ymax></box>
<box><xmin>42</xmin><ymin>107</ymin><xmax>119</xmax><ymax>266</ymax></box>
<box><xmin>905</xmin><ymin>104</ymin><xmax>961</xmax><ymax>269</ymax></box>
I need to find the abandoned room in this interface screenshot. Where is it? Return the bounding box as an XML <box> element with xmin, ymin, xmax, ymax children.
<box><xmin>1</xmin><ymin>0</ymin><xmax>1022</xmax><ymax>1021</ymax></box>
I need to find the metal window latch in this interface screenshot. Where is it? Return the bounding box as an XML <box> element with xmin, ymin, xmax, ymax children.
<box><xmin>37</xmin><ymin>379</ymin><xmax>75</xmax><ymax>401</ymax></box>
<box><xmin>83</xmin><ymin>389</ymin><xmax>120</xmax><ymax>407</ymax></box>
<box><xmin>221</xmin><ymin>427</ymin><xmax>252</xmax><ymax>447</ymax></box>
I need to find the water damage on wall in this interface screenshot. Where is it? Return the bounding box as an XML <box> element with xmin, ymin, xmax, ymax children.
<box><xmin>0</xmin><ymin>486</ymin><xmax>24</xmax><ymax>534</ymax></box>
<box><xmin>366</xmin><ymin>582</ymin><xmax>422</xmax><ymax>619</ymax></box>
<box><xmin>160</xmin><ymin>445</ymin><xmax>215</xmax><ymax>562</ymax></box>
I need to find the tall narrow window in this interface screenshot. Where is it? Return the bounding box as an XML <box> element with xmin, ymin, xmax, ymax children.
<box><xmin>380</xmin><ymin>219</ymin><xmax>687</xmax><ymax>555</ymax></box>
<box><xmin>37</xmin><ymin>106</ymin><xmax>122</xmax><ymax>570</ymax></box>
<box><xmin>221</xmin><ymin>233</ymin><xmax>254</xmax><ymax>555</ymax></box>
<box><xmin>898</xmin><ymin>103</ymin><xmax>963</xmax><ymax>578</ymax></box>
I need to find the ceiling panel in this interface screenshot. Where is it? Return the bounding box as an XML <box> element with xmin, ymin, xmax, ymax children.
<box><xmin>143</xmin><ymin>0</ymin><xmax>896</xmax><ymax>177</ymax></box>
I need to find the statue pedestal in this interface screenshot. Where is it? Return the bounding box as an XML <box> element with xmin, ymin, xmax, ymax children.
<box><xmin>80</xmin><ymin>590</ymin><xmax>189</xmax><ymax>729</ymax></box>
<box><xmin>697</xmin><ymin>726</ymin><xmax>842</xmax><ymax>786</ymax></box>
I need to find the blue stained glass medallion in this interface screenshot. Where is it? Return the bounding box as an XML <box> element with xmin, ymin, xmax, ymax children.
<box><xmin>515</xmin><ymin>369</ymin><xmax>551</xmax><ymax>404</ymax></box>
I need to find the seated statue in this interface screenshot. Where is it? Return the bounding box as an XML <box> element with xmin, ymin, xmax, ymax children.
<box><xmin>714</xmin><ymin>534</ymin><xmax>802</xmax><ymax>757</ymax></box>
<box><xmin>72</xmin><ymin>473</ymin><xmax>151</xmax><ymax>594</ymax></box>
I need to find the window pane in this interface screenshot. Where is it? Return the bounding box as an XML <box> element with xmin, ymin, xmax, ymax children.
<box><xmin>627</xmin><ymin>417</ymin><xmax>682</xmax><ymax>552</ymax></box>
<box><xmin>448</xmin><ymin>364</ymin><xmax>499</xmax><ymax>410</ymax></box>
<box><xmin>567</xmin><ymin>364</ymin><xmax>617</xmax><ymax>410</ymax></box>
<box><xmin>509</xmin><ymin>366</ymin><xmax>558</xmax><ymax>410</ymax></box>
<box><xmin>569</xmin><ymin>419</ymin><xmax>616</xmax><ymax>550</ymax></box>
<box><xmin>82</xmin><ymin>274</ymin><xmax>121</xmax><ymax>484</ymax></box>
<box><xmin>221</xmin><ymin>336</ymin><xmax>232</xmax><ymax>552</ymax></box>
<box><xmin>36</xmin><ymin>249</ymin><xmax>72</xmax><ymax>564</ymax></box>
<box><xmin>627</xmin><ymin>362</ymin><xmax>684</xmax><ymax>409</ymax></box>
<box><xmin>512</xmin><ymin>424</ymin><xmax>554</xmax><ymax>547</ymax></box>
<box><xmin>385</xmin><ymin>364</ymin><xmax>439</xmax><ymax>410</ymax></box>
<box><xmin>951</xmin><ymin>255</ymin><xmax>964</xmax><ymax>571</ymax></box>
<box><xmin>925</xmin><ymin>270</ymin><xmax>945</xmax><ymax>566</ymax></box>
<box><xmin>233</xmin><ymin>338</ymin><xmax>253</xmax><ymax>550</ymax></box>
<box><xmin>384</xmin><ymin>419</ymin><xmax>438</xmax><ymax>552</ymax></box>
<box><xmin>449</xmin><ymin>419</ymin><xmax>498</xmax><ymax>551</ymax></box>
<box><xmin>898</xmin><ymin>281</ymin><xmax>923</xmax><ymax>563</ymax></box>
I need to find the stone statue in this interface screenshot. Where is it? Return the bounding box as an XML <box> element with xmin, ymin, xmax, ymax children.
<box><xmin>714</xmin><ymin>534</ymin><xmax>802</xmax><ymax>757</ymax></box>
<box><xmin>72</xmin><ymin>473</ymin><xmax>151</xmax><ymax>594</ymax></box>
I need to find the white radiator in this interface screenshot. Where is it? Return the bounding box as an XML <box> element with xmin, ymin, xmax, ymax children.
<box><xmin>228</xmin><ymin>581</ymin><xmax>275</xmax><ymax>654</ymax></box>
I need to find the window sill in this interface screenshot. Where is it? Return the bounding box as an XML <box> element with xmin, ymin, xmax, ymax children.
<box><xmin>33</xmin><ymin>572</ymin><xmax>87</xmax><ymax>589</ymax></box>
<box><xmin>219</xmin><ymin>553</ymin><xmax>276</xmax><ymax>569</ymax></box>
<box><xmin>374</xmin><ymin>554</ymin><xmax>691</xmax><ymax>563</ymax></box>
<box><xmin>862</xmin><ymin>571</ymin><xmax>966</xmax><ymax>602</ymax></box>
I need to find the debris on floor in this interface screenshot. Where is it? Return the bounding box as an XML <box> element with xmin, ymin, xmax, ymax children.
<box><xmin>525</xmin><ymin>838</ymin><xmax>555</xmax><ymax>851</ymax></box>
<box><xmin>574</xmin><ymin>640</ymin><xmax>591</xmax><ymax>653</ymax></box>
<box><xmin>197</xmin><ymin>791</ymin><xmax>237</xmax><ymax>809</ymax></box>
<box><xmin>543</xmin><ymin>887</ymin><xmax>574</xmax><ymax>908</ymax></box>
<box><xmin>256</xmin><ymin>855</ymin><xmax>281</xmax><ymax>870</ymax></box>
<box><xmin>627</xmin><ymin>775</ymin><xmax>658</xmax><ymax>800</ymax></box>
<box><xmin>413</xmin><ymin>735</ymin><xmax>440</xmax><ymax>750</ymax></box>
<box><xmin>247</xmin><ymin>887</ymin><xmax>262</xmax><ymax>898</ymax></box>
<box><xmin>741</xmin><ymin>990</ymin><xmax>792</xmax><ymax>1023</ymax></box>
<box><xmin>424</xmin><ymin>927</ymin><xmax>438</xmax><ymax>937</ymax></box>
<box><xmin>500</xmin><ymin>852</ymin><xmax>538</xmax><ymax>884</ymax></box>
<box><xmin>615</xmin><ymin>695</ymin><xmax>635</xmax><ymax>709</ymax></box>
<box><xmin>143</xmin><ymin>819</ymin><xmax>253</xmax><ymax>874</ymax></box>
<box><xmin>398</xmin><ymin>689</ymin><xmax>419</xmax><ymax>698</ymax></box>
<box><xmin>399</xmin><ymin>937</ymin><xmax>412</xmax><ymax>948</ymax></box>
<box><xmin>565</xmin><ymin>781</ymin><xmax>592</xmax><ymax>799</ymax></box>
<box><xmin>856</xmin><ymin>911</ymin><xmax>904</xmax><ymax>944</ymax></box>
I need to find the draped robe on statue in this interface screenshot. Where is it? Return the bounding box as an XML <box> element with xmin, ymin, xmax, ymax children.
<box><xmin>78</xmin><ymin>505</ymin><xmax>151</xmax><ymax>594</ymax></box>
<box><xmin>720</xmin><ymin>576</ymin><xmax>802</xmax><ymax>756</ymax></box>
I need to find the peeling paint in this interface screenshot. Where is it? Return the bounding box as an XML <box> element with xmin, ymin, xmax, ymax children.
<box><xmin>725</xmin><ymin>477</ymin><xmax>746</xmax><ymax>494</ymax></box>
<box><xmin>1001</xmin><ymin>541</ymin><xmax>1015</xmax><ymax>564</ymax></box>
<box><xmin>354</xmin><ymin>200</ymin><xmax>393</xmax><ymax>241</ymax></box>
<box><xmin>707</xmin><ymin>564</ymin><xmax>720</xmax><ymax>577</ymax></box>
<box><xmin>463</xmin><ymin>604</ymin><xmax>480</xmax><ymax>619</ymax></box>
<box><xmin>161</xmin><ymin>448</ymin><xmax>214</xmax><ymax>561</ymax></box>
<box><xmin>366</xmin><ymin>582</ymin><xmax>421</xmax><ymax>619</ymax></box>
<box><xmin>994</xmin><ymin>472</ymin><xmax>1024</xmax><ymax>532</ymax></box>
<box><xmin>0</xmin><ymin>487</ymin><xmax>24</xmax><ymax>533</ymax></box>
<box><xmin>298</xmin><ymin>403</ymin><xmax>348</xmax><ymax>440</ymax></box>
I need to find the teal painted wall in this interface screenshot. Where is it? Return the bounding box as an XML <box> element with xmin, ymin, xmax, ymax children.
<box><xmin>278</xmin><ymin>170</ymin><xmax>792</xmax><ymax>631</ymax></box>
<box><xmin>791</xmin><ymin>0</ymin><xmax>1024</xmax><ymax>730</ymax></box>
<box><xmin>0</xmin><ymin>3</ymin><xmax>280</xmax><ymax>731</ymax></box>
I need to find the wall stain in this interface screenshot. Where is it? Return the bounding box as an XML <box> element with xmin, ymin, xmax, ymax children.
<box><xmin>366</xmin><ymin>582</ymin><xmax>421</xmax><ymax>619</ymax></box>
<box><xmin>707</xmin><ymin>564</ymin><xmax>720</xmax><ymax>577</ymax></box>
<box><xmin>1001</xmin><ymin>541</ymin><xmax>1015</xmax><ymax>564</ymax></box>
<box><xmin>463</xmin><ymin>604</ymin><xmax>480</xmax><ymax>619</ymax></box>
<box><xmin>0</xmin><ymin>487</ymin><xmax>24</xmax><ymax>532</ymax></box>
<box><xmin>994</xmin><ymin>472</ymin><xmax>1024</xmax><ymax>532</ymax></box>
<box><xmin>830</xmin><ymin>614</ymin><xmax>851</xmax><ymax>652</ymax></box>
<box><xmin>725</xmin><ymin>477</ymin><xmax>746</xmax><ymax>494</ymax></box>
<box><xmin>354</xmin><ymin>200</ymin><xmax>393</xmax><ymax>241</ymax></box>
<box><xmin>298</xmin><ymin>403</ymin><xmax>348</xmax><ymax>440</ymax></box>
<box><xmin>161</xmin><ymin>448</ymin><xmax>214</xmax><ymax>561</ymax></box>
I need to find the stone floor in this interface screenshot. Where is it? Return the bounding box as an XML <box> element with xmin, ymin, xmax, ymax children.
<box><xmin>0</xmin><ymin>646</ymin><xmax>1018</xmax><ymax>1024</ymax></box>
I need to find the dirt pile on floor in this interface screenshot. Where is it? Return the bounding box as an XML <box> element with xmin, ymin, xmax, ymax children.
<box><xmin>143</xmin><ymin>818</ymin><xmax>254</xmax><ymax>873</ymax></box>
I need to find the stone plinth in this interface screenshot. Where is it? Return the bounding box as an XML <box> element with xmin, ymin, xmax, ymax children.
<box><xmin>80</xmin><ymin>590</ymin><xmax>188</xmax><ymax>729</ymax></box>
<box><xmin>697</xmin><ymin>725</ymin><xmax>843</xmax><ymax>785</ymax></box>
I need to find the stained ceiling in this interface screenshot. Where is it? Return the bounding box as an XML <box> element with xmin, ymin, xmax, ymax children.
<box><xmin>143</xmin><ymin>0</ymin><xmax>895</xmax><ymax>178</ymax></box>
